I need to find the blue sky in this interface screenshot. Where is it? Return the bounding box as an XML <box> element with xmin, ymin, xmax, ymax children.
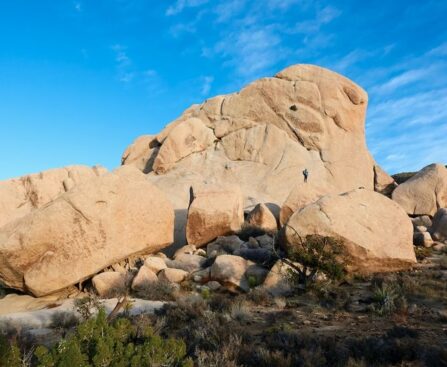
<box><xmin>1</xmin><ymin>0</ymin><xmax>446</xmax><ymax>180</ymax></box>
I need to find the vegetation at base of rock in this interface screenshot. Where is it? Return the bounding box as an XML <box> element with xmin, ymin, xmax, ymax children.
<box><xmin>283</xmin><ymin>233</ymin><xmax>346</xmax><ymax>288</ymax></box>
<box><xmin>1</xmin><ymin>308</ymin><xmax>192</xmax><ymax>367</ymax></box>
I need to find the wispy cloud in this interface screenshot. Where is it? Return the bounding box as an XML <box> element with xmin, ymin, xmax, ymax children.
<box><xmin>292</xmin><ymin>5</ymin><xmax>341</xmax><ymax>33</ymax></box>
<box><xmin>201</xmin><ymin>76</ymin><xmax>214</xmax><ymax>95</ymax></box>
<box><xmin>166</xmin><ymin>0</ymin><xmax>209</xmax><ymax>16</ymax></box>
<box><xmin>111</xmin><ymin>44</ymin><xmax>135</xmax><ymax>83</ymax></box>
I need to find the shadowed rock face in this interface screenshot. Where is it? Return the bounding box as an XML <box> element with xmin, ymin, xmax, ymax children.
<box><xmin>122</xmin><ymin>65</ymin><xmax>389</xmax><ymax>246</ymax></box>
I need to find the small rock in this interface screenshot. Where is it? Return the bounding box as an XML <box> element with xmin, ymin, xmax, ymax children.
<box><xmin>411</xmin><ymin>215</ymin><xmax>433</xmax><ymax>228</ymax></box>
<box><xmin>236</xmin><ymin>248</ymin><xmax>275</xmax><ymax>265</ymax></box>
<box><xmin>92</xmin><ymin>272</ymin><xmax>127</xmax><ymax>298</ymax></box>
<box><xmin>158</xmin><ymin>268</ymin><xmax>188</xmax><ymax>284</ymax></box>
<box><xmin>413</xmin><ymin>232</ymin><xmax>433</xmax><ymax>247</ymax></box>
<box><xmin>210</xmin><ymin>255</ymin><xmax>249</xmax><ymax>292</ymax></box>
<box><xmin>166</xmin><ymin>253</ymin><xmax>206</xmax><ymax>272</ymax></box>
<box><xmin>144</xmin><ymin>257</ymin><xmax>167</xmax><ymax>274</ymax></box>
<box><xmin>430</xmin><ymin>208</ymin><xmax>447</xmax><ymax>241</ymax></box>
<box><xmin>433</xmin><ymin>242</ymin><xmax>447</xmax><ymax>251</ymax></box>
<box><xmin>191</xmin><ymin>267</ymin><xmax>211</xmax><ymax>284</ymax></box>
<box><xmin>173</xmin><ymin>244</ymin><xmax>197</xmax><ymax>258</ymax></box>
<box><xmin>261</xmin><ymin>260</ymin><xmax>294</xmax><ymax>296</ymax></box>
<box><xmin>206</xmin><ymin>281</ymin><xmax>221</xmax><ymax>291</ymax></box>
<box><xmin>247</xmin><ymin>237</ymin><xmax>259</xmax><ymax>249</ymax></box>
<box><xmin>206</xmin><ymin>235</ymin><xmax>243</xmax><ymax>258</ymax></box>
<box><xmin>256</xmin><ymin>234</ymin><xmax>275</xmax><ymax>249</ymax></box>
<box><xmin>245</xmin><ymin>262</ymin><xmax>269</xmax><ymax>286</ymax></box>
<box><xmin>414</xmin><ymin>226</ymin><xmax>427</xmax><ymax>233</ymax></box>
<box><xmin>131</xmin><ymin>267</ymin><xmax>158</xmax><ymax>291</ymax></box>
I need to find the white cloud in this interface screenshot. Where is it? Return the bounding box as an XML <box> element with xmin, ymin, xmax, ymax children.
<box><xmin>293</xmin><ymin>5</ymin><xmax>341</xmax><ymax>33</ymax></box>
<box><xmin>201</xmin><ymin>76</ymin><xmax>214</xmax><ymax>95</ymax></box>
<box><xmin>166</xmin><ymin>0</ymin><xmax>208</xmax><ymax>16</ymax></box>
<box><xmin>214</xmin><ymin>0</ymin><xmax>245</xmax><ymax>23</ymax></box>
<box><xmin>111</xmin><ymin>44</ymin><xmax>134</xmax><ymax>83</ymax></box>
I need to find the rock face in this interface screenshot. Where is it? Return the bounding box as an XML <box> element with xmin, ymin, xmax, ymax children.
<box><xmin>186</xmin><ymin>184</ymin><xmax>244</xmax><ymax>247</ymax></box>
<box><xmin>0</xmin><ymin>165</ymin><xmax>107</xmax><ymax>229</ymax></box>
<box><xmin>392</xmin><ymin>164</ymin><xmax>447</xmax><ymax>216</ymax></box>
<box><xmin>122</xmin><ymin>64</ymin><xmax>385</xmax><ymax>245</ymax></box>
<box><xmin>246</xmin><ymin>203</ymin><xmax>278</xmax><ymax>232</ymax></box>
<box><xmin>283</xmin><ymin>189</ymin><xmax>416</xmax><ymax>273</ymax></box>
<box><xmin>430</xmin><ymin>208</ymin><xmax>447</xmax><ymax>242</ymax></box>
<box><xmin>0</xmin><ymin>166</ymin><xmax>174</xmax><ymax>296</ymax></box>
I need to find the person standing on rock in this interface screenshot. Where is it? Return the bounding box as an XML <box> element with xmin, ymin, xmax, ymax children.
<box><xmin>303</xmin><ymin>168</ymin><xmax>309</xmax><ymax>183</ymax></box>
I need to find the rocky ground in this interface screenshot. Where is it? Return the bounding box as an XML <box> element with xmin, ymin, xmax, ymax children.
<box><xmin>1</xmin><ymin>243</ymin><xmax>446</xmax><ymax>366</ymax></box>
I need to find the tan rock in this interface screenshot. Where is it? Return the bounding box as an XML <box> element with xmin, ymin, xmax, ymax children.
<box><xmin>121</xmin><ymin>135</ymin><xmax>160</xmax><ymax>173</ymax></box>
<box><xmin>152</xmin><ymin>118</ymin><xmax>215</xmax><ymax>174</ymax></box>
<box><xmin>186</xmin><ymin>184</ymin><xmax>244</xmax><ymax>247</ymax></box>
<box><xmin>246</xmin><ymin>203</ymin><xmax>278</xmax><ymax>232</ymax></box>
<box><xmin>283</xmin><ymin>189</ymin><xmax>416</xmax><ymax>273</ymax></box>
<box><xmin>92</xmin><ymin>272</ymin><xmax>127</xmax><ymax>298</ymax></box>
<box><xmin>262</xmin><ymin>260</ymin><xmax>294</xmax><ymax>296</ymax></box>
<box><xmin>430</xmin><ymin>208</ymin><xmax>447</xmax><ymax>242</ymax></box>
<box><xmin>374</xmin><ymin>164</ymin><xmax>397</xmax><ymax>196</ymax></box>
<box><xmin>122</xmin><ymin>64</ymin><xmax>383</xmax><ymax>248</ymax></box>
<box><xmin>0</xmin><ymin>165</ymin><xmax>106</xmax><ymax>229</ymax></box>
<box><xmin>210</xmin><ymin>255</ymin><xmax>249</xmax><ymax>292</ymax></box>
<box><xmin>158</xmin><ymin>268</ymin><xmax>188</xmax><ymax>283</ymax></box>
<box><xmin>392</xmin><ymin>164</ymin><xmax>447</xmax><ymax>216</ymax></box>
<box><xmin>144</xmin><ymin>257</ymin><xmax>167</xmax><ymax>274</ymax></box>
<box><xmin>280</xmin><ymin>181</ymin><xmax>335</xmax><ymax>225</ymax></box>
<box><xmin>0</xmin><ymin>166</ymin><xmax>174</xmax><ymax>296</ymax></box>
<box><xmin>131</xmin><ymin>267</ymin><xmax>158</xmax><ymax>291</ymax></box>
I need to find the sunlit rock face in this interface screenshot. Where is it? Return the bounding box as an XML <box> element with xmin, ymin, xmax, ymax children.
<box><xmin>122</xmin><ymin>64</ymin><xmax>383</xmax><ymax>246</ymax></box>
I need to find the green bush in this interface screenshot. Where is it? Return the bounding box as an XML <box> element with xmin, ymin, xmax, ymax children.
<box><xmin>0</xmin><ymin>308</ymin><xmax>192</xmax><ymax>367</ymax></box>
<box><xmin>283</xmin><ymin>233</ymin><xmax>346</xmax><ymax>288</ymax></box>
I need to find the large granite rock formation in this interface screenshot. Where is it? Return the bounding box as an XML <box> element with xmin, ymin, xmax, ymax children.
<box><xmin>392</xmin><ymin>163</ymin><xmax>447</xmax><ymax>216</ymax></box>
<box><xmin>122</xmin><ymin>64</ymin><xmax>389</xmax><ymax>246</ymax></box>
<box><xmin>0</xmin><ymin>166</ymin><xmax>174</xmax><ymax>296</ymax></box>
<box><xmin>283</xmin><ymin>189</ymin><xmax>416</xmax><ymax>273</ymax></box>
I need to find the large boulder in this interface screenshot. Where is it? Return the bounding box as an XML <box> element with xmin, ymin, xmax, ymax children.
<box><xmin>0</xmin><ymin>165</ymin><xmax>107</xmax><ymax>229</ymax></box>
<box><xmin>283</xmin><ymin>189</ymin><xmax>416</xmax><ymax>273</ymax></box>
<box><xmin>430</xmin><ymin>208</ymin><xmax>447</xmax><ymax>242</ymax></box>
<box><xmin>186</xmin><ymin>184</ymin><xmax>244</xmax><ymax>247</ymax></box>
<box><xmin>92</xmin><ymin>272</ymin><xmax>127</xmax><ymax>298</ymax></box>
<box><xmin>246</xmin><ymin>203</ymin><xmax>278</xmax><ymax>232</ymax></box>
<box><xmin>0</xmin><ymin>166</ymin><xmax>174</xmax><ymax>296</ymax></box>
<box><xmin>392</xmin><ymin>164</ymin><xmax>447</xmax><ymax>216</ymax></box>
<box><xmin>122</xmin><ymin>64</ymin><xmax>386</xmax><ymax>246</ymax></box>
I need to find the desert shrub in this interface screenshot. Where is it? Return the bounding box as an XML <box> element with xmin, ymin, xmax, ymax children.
<box><xmin>74</xmin><ymin>294</ymin><xmax>102</xmax><ymax>321</ymax></box>
<box><xmin>283</xmin><ymin>233</ymin><xmax>346</xmax><ymax>288</ymax></box>
<box><xmin>135</xmin><ymin>280</ymin><xmax>177</xmax><ymax>301</ymax></box>
<box><xmin>34</xmin><ymin>308</ymin><xmax>192</xmax><ymax>367</ymax></box>
<box><xmin>195</xmin><ymin>334</ymin><xmax>241</xmax><ymax>367</ymax></box>
<box><xmin>229</xmin><ymin>300</ymin><xmax>251</xmax><ymax>322</ymax></box>
<box><xmin>371</xmin><ymin>281</ymin><xmax>407</xmax><ymax>316</ymax></box>
<box><xmin>415</xmin><ymin>246</ymin><xmax>432</xmax><ymax>260</ymax></box>
<box><xmin>0</xmin><ymin>335</ymin><xmax>22</xmax><ymax>367</ymax></box>
<box><xmin>50</xmin><ymin>311</ymin><xmax>79</xmax><ymax>329</ymax></box>
<box><xmin>245</xmin><ymin>287</ymin><xmax>273</xmax><ymax>306</ymax></box>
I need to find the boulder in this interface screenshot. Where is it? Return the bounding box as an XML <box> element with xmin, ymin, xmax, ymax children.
<box><xmin>166</xmin><ymin>253</ymin><xmax>206</xmax><ymax>272</ymax></box>
<box><xmin>206</xmin><ymin>235</ymin><xmax>244</xmax><ymax>258</ymax></box>
<box><xmin>186</xmin><ymin>184</ymin><xmax>244</xmax><ymax>247</ymax></box>
<box><xmin>430</xmin><ymin>208</ymin><xmax>447</xmax><ymax>242</ymax></box>
<box><xmin>392</xmin><ymin>164</ymin><xmax>447</xmax><ymax>216</ymax></box>
<box><xmin>158</xmin><ymin>268</ymin><xmax>188</xmax><ymax>284</ymax></box>
<box><xmin>123</xmin><ymin>65</ymin><xmax>384</xmax><ymax>247</ymax></box>
<box><xmin>0</xmin><ymin>165</ymin><xmax>106</xmax><ymax>229</ymax></box>
<box><xmin>411</xmin><ymin>216</ymin><xmax>432</xmax><ymax>228</ymax></box>
<box><xmin>131</xmin><ymin>267</ymin><xmax>158</xmax><ymax>292</ymax></box>
<box><xmin>92</xmin><ymin>272</ymin><xmax>127</xmax><ymax>298</ymax></box>
<box><xmin>210</xmin><ymin>255</ymin><xmax>249</xmax><ymax>292</ymax></box>
<box><xmin>374</xmin><ymin>164</ymin><xmax>397</xmax><ymax>196</ymax></box>
<box><xmin>262</xmin><ymin>260</ymin><xmax>294</xmax><ymax>296</ymax></box>
<box><xmin>414</xmin><ymin>226</ymin><xmax>427</xmax><ymax>233</ymax></box>
<box><xmin>121</xmin><ymin>135</ymin><xmax>160</xmax><ymax>173</ymax></box>
<box><xmin>0</xmin><ymin>166</ymin><xmax>174</xmax><ymax>296</ymax></box>
<box><xmin>413</xmin><ymin>232</ymin><xmax>433</xmax><ymax>247</ymax></box>
<box><xmin>283</xmin><ymin>189</ymin><xmax>416</xmax><ymax>273</ymax></box>
<box><xmin>143</xmin><ymin>257</ymin><xmax>167</xmax><ymax>274</ymax></box>
<box><xmin>246</xmin><ymin>203</ymin><xmax>278</xmax><ymax>232</ymax></box>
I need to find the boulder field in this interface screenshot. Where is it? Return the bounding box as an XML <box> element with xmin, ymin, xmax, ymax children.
<box><xmin>3</xmin><ymin>63</ymin><xmax>445</xmax><ymax>300</ymax></box>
